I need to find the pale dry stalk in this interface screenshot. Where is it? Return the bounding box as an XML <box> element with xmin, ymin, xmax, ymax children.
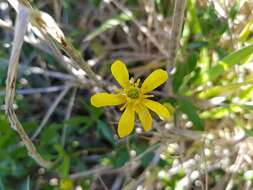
<box><xmin>166</xmin><ymin>0</ymin><xmax>187</xmax><ymax>72</ymax></box>
<box><xmin>4</xmin><ymin>0</ymin><xmax>105</xmax><ymax>169</ymax></box>
<box><xmin>29</xmin><ymin>10</ymin><xmax>104</xmax><ymax>89</ymax></box>
<box><xmin>110</xmin><ymin>0</ymin><xmax>168</xmax><ymax>57</ymax></box>
<box><xmin>5</xmin><ymin>2</ymin><xmax>51</xmax><ymax>168</ymax></box>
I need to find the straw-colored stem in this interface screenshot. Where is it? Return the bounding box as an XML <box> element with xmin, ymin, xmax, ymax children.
<box><xmin>166</xmin><ymin>0</ymin><xmax>187</xmax><ymax>72</ymax></box>
<box><xmin>5</xmin><ymin>3</ymin><xmax>52</xmax><ymax>169</ymax></box>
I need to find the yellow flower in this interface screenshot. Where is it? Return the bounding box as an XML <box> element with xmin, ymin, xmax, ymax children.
<box><xmin>60</xmin><ymin>178</ymin><xmax>73</xmax><ymax>190</ymax></box>
<box><xmin>91</xmin><ymin>60</ymin><xmax>170</xmax><ymax>138</ymax></box>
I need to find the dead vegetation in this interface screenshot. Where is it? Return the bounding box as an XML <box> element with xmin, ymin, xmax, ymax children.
<box><xmin>1</xmin><ymin>0</ymin><xmax>253</xmax><ymax>189</ymax></box>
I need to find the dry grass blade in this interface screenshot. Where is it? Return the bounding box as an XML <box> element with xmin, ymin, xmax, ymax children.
<box><xmin>7</xmin><ymin>0</ymin><xmax>18</xmax><ymax>11</ymax></box>
<box><xmin>166</xmin><ymin>0</ymin><xmax>187</xmax><ymax>72</ymax></box>
<box><xmin>9</xmin><ymin>0</ymin><xmax>104</xmax><ymax>89</ymax></box>
<box><xmin>29</xmin><ymin>10</ymin><xmax>104</xmax><ymax>89</ymax></box>
<box><xmin>61</xmin><ymin>87</ymin><xmax>77</xmax><ymax>147</ymax></box>
<box><xmin>5</xmin><ymin>3</ymin><xmax>51</xmax><ymax>169</ymax></box>
<box><xmin>110</xmin><ymin>0</ymin><xmax>168</xmax><ymax>57</ymax></box>
<box><xmin>31</xmin><ymin>84</ymin><xmax>72</xmax><ymax>140</ymax></box>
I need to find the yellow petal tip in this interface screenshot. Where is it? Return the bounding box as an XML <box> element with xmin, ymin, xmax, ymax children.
<box><xmin>118</xmin><ymin>132</ymin><xmax>126</xmax><ymax>138</ymax></box>
<box><xmin>141</xmin><ymin>69</ymin><xmax>169</xmax><ymax>93</ymax></box>
<box><xmin>111</xmin><ymin>60</ymin><xmax>130</xmax><ymax>88</ymax></box>
<box><xmin>90</xmin><ymin>95</ymin><xmax>99</xmax><ymax>107</ymax></box>
<box><xmin>160</xmin><ymin>114</ymin><xmax>171</xmax><ymax>121</ymax></box>
<box><xmin>117</xmin><ymin>105</ymin><xmax>135</xmax><ymax>138</ymax></box>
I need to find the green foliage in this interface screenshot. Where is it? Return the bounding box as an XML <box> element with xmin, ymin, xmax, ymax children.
<box><xmin>198</xmin><ymin>81</ymin><xmax>253</xmax><ymax>99</ymax></box>
<box><xmin>195</xmin><ymin>44</ymin><xmax>253</xmax><ymax>85</ymax></box>
<box><xmin>172</xmin><ymin>53</ymin><xmax>198</xmax><ymax>93</ymax></box>
<box><xmin>97</xmin><ymin>120</ymin><xmax>116</xmax><ymax>146</ymax></box>
<box><xmin>85</xmin><ymin>13</ymin><xmax>133</xmax><ymax>41</ymax></box>
<box><xmin>0</xmin><ymin>61</ymin><xmax>8</xmax><ymax>87</ymax></box>
<box><xmin>111</xmin><ymin>147</ymin><xmax>129</xmax><ymax>167</ymax></box>
<box><xmin>155</xmin><ymin>0</ymin><xmax>173</xmax><ymax>17</ymax></box>
<box><xmin>178</xmin><ymin>97</ymin><xmax>204</xmax><ymax>131</ymax></box>
<box><xmin>0</xmin><ymin>115</ymin><xmax>30</xmax><ymax>188</ymax></box>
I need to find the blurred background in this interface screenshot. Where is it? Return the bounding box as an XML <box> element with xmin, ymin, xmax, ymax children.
<box><xmin>0</xmin><ymin>0</ymin><xmax>253</xmax><ymax>189</ymax></box>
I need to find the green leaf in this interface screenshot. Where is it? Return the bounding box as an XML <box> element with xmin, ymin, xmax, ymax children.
<box><xmin>0</xmin><ymin>115</ymin><xmax>9</xmax><ymax>131</ymax></box>
<box><xmin>201</xmin><ymin>104</ymin><xmax>242</xmax><ymax>119</ymax></box>
<box><xmin>54</xmin><ymin>144</ymin><xmax>65</xmax><ymax>155</ymax></box>
<box><xmin>41</xmin><ymin>124</ymin><xmax>61</xmax><ymax>146</ymax></box>
<box><xmin>239</xmin><ymin>19</ymin><xmax>253</xmax><ymax>42</ymax></box>
<box><xmin>239</xmin><ymin>86</ymin><xmax>253</xmax><ymax>100</ymax></box>
<box><xmin>83</xmin><ymin>102</ymin><xmax>104</xmax><ymax>120</ymax></box>
<box><xmin>188</xmin><ymin>0</ymin><xmax>202</xmax><ymax>35</ymax></box>
<box><xmin>0</xmin><ymin>115</ymin><xmax>19</xmax><ymax>150</ymax></box>
<box><xmin>112</xmin><ymin>148</ymin><xmax>129</xmax><ymax>167</ymax></box>
<box><xmin>155</xmin><ymin>0</ymin><xmax>172</xmax><ymax>17</ymax></box>
<box><xmin>201</xmin><ymin>107</ymin><xmax>230</xmax><ymax>119</ymax></box>
<box><xmin>178</xmin><ymin>98</ymin><xmax>204</xmax><ymax>131</ymax></box>
<box><xmin>173</xmin><ymin>53</ymin><xmax>198</xmax><ymax>93</ymax></box>
<box><xmin>97</xmin><ymin>121</ymin><xmax>115</xmax><ymax>146</ymax></box>
<box><xmin>90</xmin><ymin>0</ymin><xmax>101</xmax><ymax>7</ymax></box>
<box><xmin>196</xmin><ymin>44</ymin><xmax>253</xmax><ymax>84</ymax></box>
<box><xmin>60</xmin><ymin>155</ymin><xmax>70</xmax><ymax>178</ymax></box>
<box><xmin>84</xmin><ymin>13</ymin><xmax>133</xmax><ymax>41</ymax></box>
<box><xmin>198</xmin><ymin>81</ymin><xmax>253</xmax><ymax>99</ymax></box>
<box><xmin>141</xmin><ymin>152</ymin><xmax>154</xmax><ymax>167</ymax></box>
<box><xmin>0</xmin><ymin>61</ymin><xmax>8</xmax><ymax>86</ymax></box>
<box><xmin>132</xmin><ymin>143</ymin><xmax>154</xmax><ymax>167</ymax></box>
<box><xmin>65</xmin><ymin>116</ymin><xmax>93</xmax><ymax>127</ymax></box>
<box><xmin>54</xmin><ymin>144</ymin><xmax>70</xmax><ymax>178</ymax></box>
<box><xmin>187</xmin><ymin>53</ymin><xmax>198</xmax><ymax>73</ymax></box>
<box><xmin>228</xmin><ymin>2</ymin><xmax>240</xmax><ymax>20</ymax></box>
<box><xmin>0</xmin><ymin>178</ymin><xmax>4</xmax><ymax>190</ymax></box>
<box><xmin>245</xmin><ymin>130</ymin><xmax>253</xmax><ymax>137</ymax></box>
<box><xmin>173</xmin><ymin>63</ymin><xmax>186</xmax><ymax>93</ymax></box>
<box><xmin>238</xmin><ymin>104</ymin><xmax>253</xmax><ymax>111</ymax></box>
<box><xmin>221</xmin><ymin>44</ymin><xmax>253</xmax><ymax>66</ymax></box>
<box><xmin>187</xmin><ymin>41</ymin><xmax>208</xmax><ymax>49</ymax></box>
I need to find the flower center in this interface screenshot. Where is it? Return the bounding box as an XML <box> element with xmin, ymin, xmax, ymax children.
<box><xmin>127</xmin><ymin>88</ymin><xmax>140</xmax><ymax>99</ymax></box>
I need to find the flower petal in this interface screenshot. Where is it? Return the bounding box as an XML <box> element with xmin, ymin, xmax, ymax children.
<box><xmin>136</xmin><ymin>106</ymin><xmax>152</xmax><ymax>132</ymax></box>
<box><xmin>118</xmin><ymin>105</ymin><xmax>135</xmax><ymax>138</ymax></box>
<box><xmin>111</xmin><ymin>60</ymin><xmax>130</xmax><ymax>88</ymax></box>
<box><xmin>144</xmin><ymin>99</ymin><xmax>170</xmax><ymax>120</ymax></box>
<box><xmin>91</xmin><ymin>93</ymin><xmax>126</xmax><ymax>107</ymax></box>
<box><xmin>141</xmin><ymin>69</ymin><xmax>168</xmax><ymax>93</ymax></box>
